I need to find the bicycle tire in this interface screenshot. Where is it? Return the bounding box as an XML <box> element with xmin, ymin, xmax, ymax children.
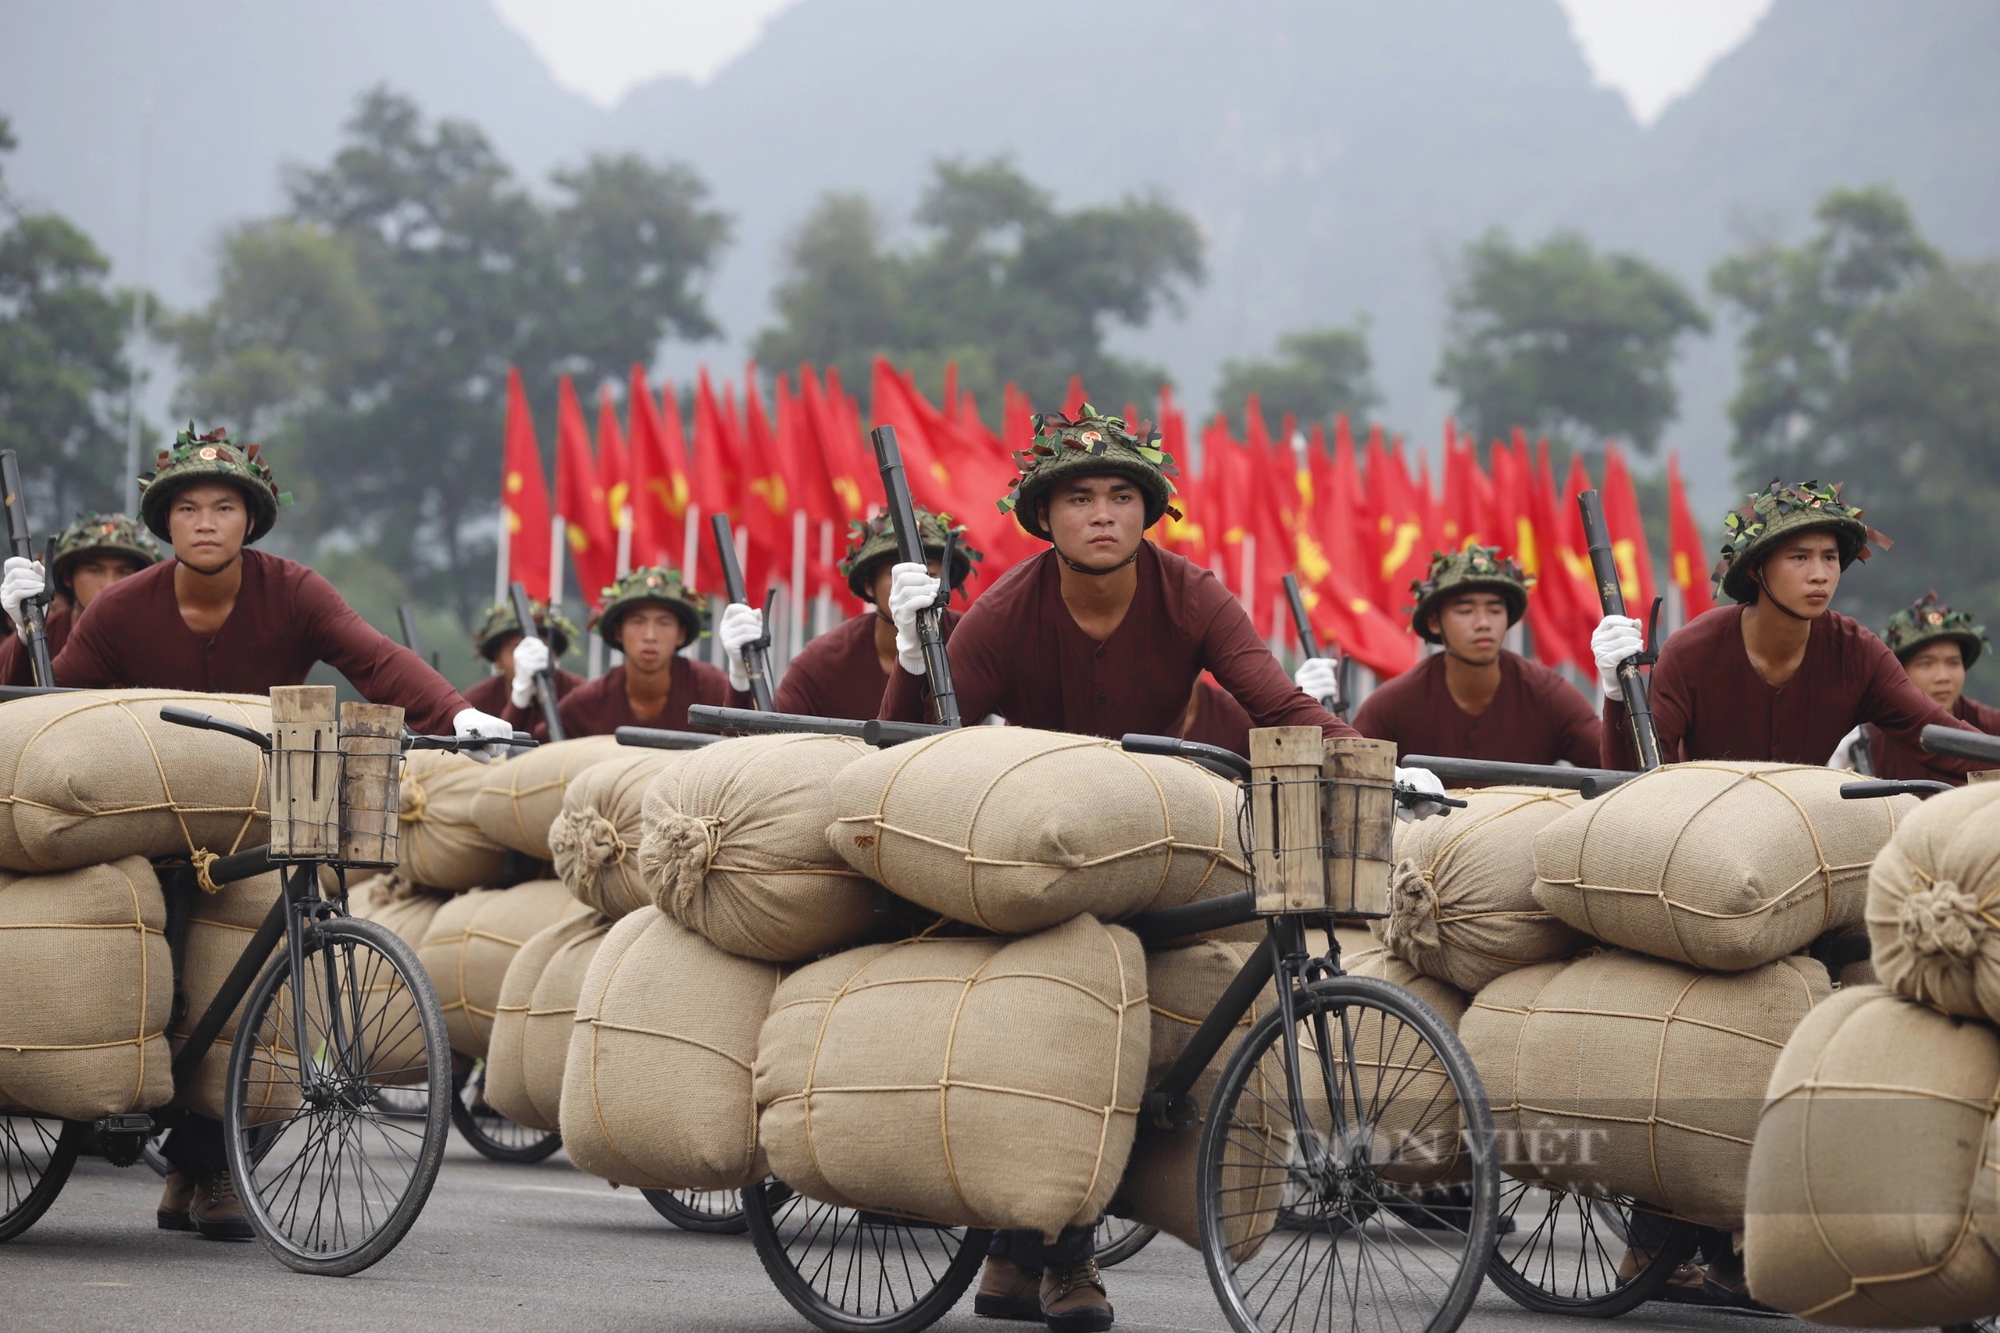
<box><xmin>225</xmin><ymin>915</ymin><xmax>452</xmax><ymax>1276</ymax></box>
<box><xmin>1486</xmin><ymin>1181</ymin><xmax>1700</xmax><ymax>1317</ymax></box>
<box><xmin>743</xmin><ymin>1178</ymin><xmax>990</xmax><ymax>1333</ymax></box>
<box><xmin>0</xmin><ymin>1114</ymin><xmax>82</xmax><ymax>1242</ymax></box>
<box><xmin>644</xmin><ymin>1187</ymin><xmax>748</xmax><ymax>1235</ymax></box>
<box><xmin>1198</xmin><ymin>975</ymin><xmax>1498</xmax><ymax>1333</ymax></box>
<box><xmin>1093</xmin><ymin>1215</ymin><xmax>1160</xmax><ymax>1266</ymax></box>
<box><xmin>450</xmin><ymin>1058</ymin><xmax>563</xmax><ymax>1164</ymax></box>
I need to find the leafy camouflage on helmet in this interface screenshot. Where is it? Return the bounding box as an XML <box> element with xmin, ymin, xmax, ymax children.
<box><xmin>138</xmin><ymin>425</ymin><xmax>292</xmax><ymax>544</ymax></box>
<box><xmin>51</xmin><ymin>512</ymin><xmax>160</xmax><ymax>596</ymax></box>
<box><xmin>997</xmin><ymin>403</ymin><xmax>1182</xmax><ymax>541</ymax></box>
<box><xmin>1406</xmin><ymin>544</ymin><xmax>1533</xmax><ymax>643</ymax></box>
<box><xmin>472</xmin><ymin>598</ymin><xmax>578</xmax><ymax>660</ymax></box>
<box><xmin>1713</xmin><ymin>479</ymin><xmax>1886</xmax><ymax>605</ymax></box>
<box><xmin>837</xmin><ymin>505</ymin><xmax>984</xmax><ymax>601</ymax></box>
<box><xmin>1883</xmin><ymin>591</ymin><xmax>1987</xmax><ymax>669</ymax></box>
<box><xmin>587</xmin><ymin>565</ymin><xmax>707</xmax><ymax>648</ymax></box>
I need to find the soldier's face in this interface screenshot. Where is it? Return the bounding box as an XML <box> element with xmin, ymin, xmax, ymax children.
<box><xmin>619</xmin><ymin>605</ymin><xmax>685</xmax><ymax>672</ymax></box>
<box><xmin>490</xmin><ymin>633</ymin><xmax>521</xmax><ymax>678</ymax></box>
<box><xmin>1757</xmin><ymin>534</ymin><xmax>1841</xmax><ymax>616</ymax></box>
<box><xmin>168</xmin><ymin>483</ymin><xmax>249</xmax><ymax>573</ymax></box>
<box><xmin>1902</xmin><ymin>642</ymin><xmax>1966</xmax><ymax>710</ymax></box>
<box><xmin>1044</xmin><ymin>475</ymin><xmax>1144</xmax><ymax>572</ymax></box>
<box><xmin>68</xmin><ymin>555</ymin><xmax>143</xmax><ymax>609</ymax></box>
<box><xmin>1431</xmin><ymin>592</ymin><xmax>1508</xmax><ymax>665</ymax></box>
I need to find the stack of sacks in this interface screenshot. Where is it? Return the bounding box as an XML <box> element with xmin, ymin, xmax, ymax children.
<box><xmin>470</xmin><ymin>735</ymin><xmax>624</xmax><ymax>863</ymax></box>
<box><xmin>416</xmin><ymin>880</ymin><xmax>589</xmax><ymax>1057</ymax></box>
<box><xmin>396</xmin><ymin>750</ymin><xmax>517</xmax><ymax>891</ymax></box>
<box><xmin>1745</xmin><ymin>782</ymin><xmax>2000</xmax><ymax>1323</ymax></box>
<box><xmin>173</xmin><ymin>870</ymin><xmax>293</xmax><ymax>1121</ymax></box>
<box><xmin>549</xmin><ymin>749</ymin><xmax>688</xmax><ymax>919</ymax></box>
<box><xmin>346</xmin><ymin>871</ymin><xmax>453</xmax><ymax>950</ymax></box>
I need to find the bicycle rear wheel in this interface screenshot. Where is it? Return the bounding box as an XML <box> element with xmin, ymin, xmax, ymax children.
<box><xmin>1093</xmin><ymin>1214</ymin><xmax>1159</xmax><ymax>1266</ymax></box>
<box><xmin>645</xmin><ymin>1187</ymin><xmax>747</xmax><ymax>1234</ymax></box>
<box><xmin>1487</xmin><ymin>1181</ymin><xmax>1699</xmax><ymax>1316</ymax></box>
<box><xmin>450</xmin><ymin>1057</ymin><xmax>563</xmax><ymax>1164</ymax></box>
<box><xmin>0</xmin><ymin>1113</ymin><xmax>81</xmax><ymax>1242</ymax></box>
<box><xmin>226</xmin><ymin>915</ymin><xmax>452</xmax><ymax>1276</ymax></box>
<box><xmin>1199</xmin><ymin>975</ymin><xmax>1497</xmax><ymax>1333</ymax></box>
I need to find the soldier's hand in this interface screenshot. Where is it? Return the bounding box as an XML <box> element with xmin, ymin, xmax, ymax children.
<box><xmin>1591</xmin><ymin>614</ymin><xmax>1645</xmax><ymax>701</ymax></box>
<box><xmin>0</xmin><ymin>557</ymin><xmax>45</xmax><ymax>639</ymax></box>
<box><xmin>717</xmin><ymin>602</ymin><xmax>764</xmax><ymax>693</ymax></box>
<box><xmin>1294</xmin><ymin>656</ymin><xmax>1339</xmax><ymax>705</ymax></box>
<box><xmin>887</xmin><ymin>562</ymin><xmax>940</xmax><ymax>675</ymax></box>
<box><xmin>453</xmin><ymin>707</ymin><xmax>514</xmax><ymax>763</ymax></box>
<box><xmin>1394</xmin><ymin>765</ymin><xmax>1447</xmax><ymax>823</ymax></box>
<box><xmin>509</xmin><ymin>635</ymin><xmax>550</xmax><ymax>709</ymax></box>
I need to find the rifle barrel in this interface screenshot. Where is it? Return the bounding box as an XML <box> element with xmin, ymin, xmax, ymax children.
<box><xmin>709</xmin><ymin>512</ymin><xmax>775</xmax><ymax>711</ymax></box>
<box><xmin>869</xmin><ymin>425</ymin><xmax>960</xmax><ymax>727</ymax></box>
<box><xmin>1577</xmin><ymin>488</ymin><xmax>1660</xmax><ymax>770</ymax></box>
<box><xmin>508</xmin><ymin>580</ymin><xmax>565</xmax><ymax>741</ymax></box>
<box><xmin>0</xmin><ymin>451</ymin><xmax>54</xmax><ymax>686</ymax></box>
<box><xmin>1921</xmin><ymin>723</ymin><xmax>2000</xmax><ymax>764</ymax></box>
<box><xmin>1399</xmin><ymin>753</ymin><xmax>1641</xmax><ymax>797</ymax></box>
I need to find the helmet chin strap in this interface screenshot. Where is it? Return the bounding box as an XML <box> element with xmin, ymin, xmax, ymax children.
<box><xmin>1750</xmin><ymin>569</ymin><xmax>1817</xmax><ymax>621</ymax></box>
<box><xmin>1058</xmin><ymin>547</ymin><xmax>1140</xmax><ymax>576</ymax></box>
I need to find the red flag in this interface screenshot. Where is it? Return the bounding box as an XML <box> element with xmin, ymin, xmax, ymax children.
<box><xmin>627</xmin><ymin>367</ymin><xmax>692</xmax><ymax>571</ymax></box>
<box><xmin>1549</xmin><ymin>454</ymin><xmax>1603</xmax><ymax>670</ymax></box>
<box><xmin>1152</xmin><ymin>384</ymin><xmax>1208</xmax><ymax>565</ymax></box>
<box><xmin>596</xmin><ymin>384</ymin><xmax>631</xmax><ymax>568</ymax></box>
<box><xmin>1368</xmin><ymin>435</ymin><xmax>1431</xmax><ymax>616</ymax></box>
<box><xmin>500</xmin><ymin>366</ymin><xmax>551</xmax><ymax>601</ymax></box>
<box><xmin>1295</xmin><ymin>421</ymin><xmax>1415</xmax><ymax>677</ymax></box>
<box><xmin>802</xmin><ymin>365</ymin><xmax>870</xmax><ymax>530</ymax></box>
<box><xmin>1599</xmin><ymin>443</ymin><xmax>1657</xmax><ymax>616</ymax></box>
<box><xmin>740</xmin><ymin>369</ymin><xmax>792</xmax><ymax>593</ymax></box>
<box><xmin>1666</xmin><ymin>452</ymin><xmax>1714</xmax><ymax>619</ymax></box>
<box><xmin>554</xmin><ymin>375</ymin><xmax>615</xmax><ymax>607</ymax></box>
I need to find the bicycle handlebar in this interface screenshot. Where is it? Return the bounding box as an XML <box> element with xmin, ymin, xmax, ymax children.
<box><xmin>1119</xmin><ymin>733</ymin><xmax>1252</xmax><ymax>782</ymax></box>
<box><xmin>160</xmin><ymin>706</ymin><xmax>532</xmax><ymax>753</ymax></box>
<box><xmin>1922</xmin><ymin>724</ymin><xmax>2000</xmax><ymax>764</ymax></box>
<box><xmin>1840</xmin><ymin>778</ymin><xmax>1953</xmax><ymax>800</ymax></box>
<box><xmin>615</xmin><ymin>726</ymin><xmax>724</xmax><ymax>751</ymax></box>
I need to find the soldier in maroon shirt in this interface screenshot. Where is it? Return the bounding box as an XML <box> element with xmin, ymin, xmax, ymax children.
<box><xmin>1349</xmin><ymin>545</ymin><xmax>1600</xmax><ymax>773</ymax></box>
<box><xmin>0</xmin><ymin>511</ymin><xmax>159</xmax><ymax>683</ymax></box>
<box><xmin>460</xmin><ymin>598</ymin><xmax>585</xmax><ymax>718</ymax></box>
<box><xmin>1177</xmin><ymin>677</ymin><xmax>1254</xmax><ymax>756</ymax></box>
<box><xmin>1855</xmin><ymin>592</ymin><xmax>2000</xmax><ymax>781</ymax></box>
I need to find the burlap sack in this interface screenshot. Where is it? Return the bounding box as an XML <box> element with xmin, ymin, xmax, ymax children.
<box><xmin>1467</xmin><ymin>949</ymin><xmax>1830</xmax><ymax>1227</ymax></box>
<box><xmin>1533</xmin><ymin>762</ymin><xmax>1911</xmax><ymax>971</ymax></box>
<box><xmin>757</xmin><ymin>915</ymin><xmax>1148</xmax><ymax>1238</ymax></box>
<box><xmin>347</xmin><ymin>872</ymin><xmax>451</xmax><ymax>950</ymax></box>
<box><xmin>1458</xmin><ymin>961</ymin><xmax>1571</xmax><ymax>1186</ymax></box>
<box><xmin>562</xmin><ymin>907</ymin><xmax>781</xmax><ymax>1190</ymax></box>
<box><xmin>1863</xmin><ymin>782</ymin><xmax>2000</xmax><ymax>1025</ymax></box>
<box><xmin>486</xmin><ymin>912</ymin><xmax>610</xmax><ymax>1132</ymax></box>
<box><xmin>640</xmin><ymin>733</ymin><xmax>879</xmax><ymax>962</ymax></box>
<box><xmin>0</xmin><ymin>690</ymin><xmax>270</xmax><ymax>872</ymax></box>
<box><xmin>417</xmin><ymin>880</ymin><xmax>588</xmax><ymax>1057</ymax></box>
<box><xmin>550</xmin><ymin>749</ymin><xmax>686</xmax><ymax>919</ymax></box>
<box><xmin>1745</xmin><ymin>984</ymin><xmax>2000</xmax><ymax>1324</ymax></box>
<box><xmin>0</xmin><ymin>858</ymin><xmax>173</xmax><ymax>1119</ymax></box>
<box><xmin>173</xmin><ymin>872</ymin><xmax>295</xmax><ymax>1122</ymax></box>
<box><xmin>1384</xmin><ymin>786</ymin><xmax>1590</xmax><ymax>991</ymax></box>
<box><xmin>471</xmin><ymin>735</ymin><xmax>624</xmax><ymax>860</ymax></box>
<box><xmin>828</xmin><ymin>727</ymin><xmax>1251</xmax><ymax>935</ymax></box>
<box><xmin>398</xmin><ymin>750</ymin><xmax>517</xmax><ymax>891</ymax></box>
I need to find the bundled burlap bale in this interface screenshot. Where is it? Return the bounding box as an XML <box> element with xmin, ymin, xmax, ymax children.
<box><xmin>828</xmin><ymin>726</ymin><xmax>1250</xmax><ymax>935</ymax></box>
<box><xmin>1864</xmin><ymin>782</ymin><xmax>2000</xmax><ymax>1025</ymax></box>
<box><xmin>1464</xmin><ymin>949</ymin><xmax>1829</xmax><ymax>1227</ymax></box>
<box><xmin>346</xmin><ymin>871</ymin><xmax>452</xmax><ymax>950</ymax></box>
<box><xmin>398</xmin><ymin>750</ymin><xmax>517</xmax><ymax>891</ymax></box>
<box><xmin>172</xmin><ymin>871</ymin><xmax>294</xmax><ymax>1121</ymax></box>
<box><xmin>0</xmin><ymin>690</ymin><xmax>270</xmax><ymax>873</ymax></box>
<box><xmin>640</xmin><ymin>733</ymin><xmax>878</xmax><ymax>962</ymax></box>
<box><xmin>1458</xmin><ymin>961</ymin><xmax>1572</xmax><ymax>1186</ymax></box>
<box><xmin>1533</xmin><ymin>762</ymin><xmax>1911</xmax><ymax>971</ymax></box>
<box><xmin>562</xmin><ymin>907</ymin><xmax>781</xmax><ymax>1190</ymax></box>
<box><xmin>471</xmin><ymin>735</ymin><xmax>624</xmax><ymax>861</ymax></box>
<box><xmin>1745</xmin><ymin>984</ymin><xmax>2000</xmax><ymax>1324</ymax></box>
<box><xmin>0</xmin><ymin>857</ymin><xmax>172</xmax><ymax>1119</ymax></box>
<box><xmin>550</xmin><ymin>749</ymin><xmax>686</xmax><ymax>919</ymax></box>
<box><xmin>487</xmin><ymin>912</ymin><xmax>611</xmax><ymax>1133</ymax></box>
<box><xmin>1384</xmin><ymin>786</ymin><xmax>1590</xmax><ymax>991</ymax></box>
<box><xmin>417</xmin><ymin>880</ymin><xmax>588</xmax><ymax>1057</ymax></box>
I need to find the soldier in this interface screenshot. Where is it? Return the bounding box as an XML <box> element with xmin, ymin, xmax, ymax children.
<box><xmin>877</xmin><ymin>406</ymin><xmax>1443</xmax><ymax>1333</ymax></box>
<box><xmin>1861</xmin><ymin>592</ymin><xmax>1999</xmax><ymax>781</ymax></box>
<box><xmin>502</xmin><ymin>565</ymin><xmax>745</xmax><ymax>738</ymax></box>
<box><xmin>0</xmin><ymin>427</ymin><xmax>511</xmax><ymax>1243</ymax></box>
<box><xmin>0</xmin><ymin>511</ymin><xmax>160</xmax><ymax>681</ymax></box>
<box><xmin>460</xmin><ymin>598</ymin><xmax>584</xmax><ymax>717</ymax></box>
<box><xmin>1177</xmin><ymin>677</ymin><xmax>1253</xmax><ymax>756</ymax></box>
<box><xmin>1342</xmin><ymin>545</ymin><xmax>1601</xmax><ymax>771</ymax></box>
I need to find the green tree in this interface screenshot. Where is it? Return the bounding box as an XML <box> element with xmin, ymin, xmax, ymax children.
<box><xmin>756</xmin><ymin>156</ymin><xmax>1203</xmax><ymax>414</ymax></box>
<box><xmin>0</xmin><ymin>116</ymin><xmax>145</xmax><ymax>518</ymax></box>
<box><xmin>1437</xmin><ymin>229</ymin><xmax>1709</xmax><ymax>454</ymax></box>
<box><xmin>1213</xmin><ymin>324</ymin><xmax>1379</xmax><ymax>434</ymax></box>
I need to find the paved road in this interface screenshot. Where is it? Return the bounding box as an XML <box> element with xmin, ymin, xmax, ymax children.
<box><xmin>6</xmin><ymin>1142</ymin><xmax>1783</xmax><ymax>1333</ymax></box>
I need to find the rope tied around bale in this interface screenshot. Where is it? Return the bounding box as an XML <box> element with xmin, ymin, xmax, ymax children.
<box><xmin>1382</xmin><ymin>857</ymin><xmax>1441</xmax><ymax>955</ymax></box>
<box><xmin>639</xmin><ymin>810</ymin><xmax>724</xmax><ymax>920</ymax></box>
<box><xmin>190</xmin><ymin>848</ymin><xmax>222</xmax><ymax>895</ymax></box>
<box><xmin>1897</xmin><ymin>879</ymin><xmax>1987</xmax><ymax>962</ymax></box>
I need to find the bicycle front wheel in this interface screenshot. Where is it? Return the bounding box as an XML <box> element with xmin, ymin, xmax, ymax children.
<box><xmin>0</xmin><ymin>1113</ymin><xmax>81</xmax><ymax>1242</ymax></box>
<box><xmin>226</xmin><ymin>915</ymin><xmax>452</xmax><ymax>1276</ymax></box>
<box><xmin>1199</xmin><ymin>975</ymin><xmax>1497</xmax><ymax>1333</ymax></box>
<box><xmin>1487</xmin><ymin>1181</ymin><xmax>1699</xmax><ymax>1316</ymax></box>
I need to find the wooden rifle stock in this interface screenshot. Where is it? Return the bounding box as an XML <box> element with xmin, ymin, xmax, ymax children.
<box><xmin>869</xmin><ymin>425</ymin><xmax>959</xmax><ymax>727</ymax></box>
<box><xmin>1577</xmin><ymin>488</ymin><xmax>1660</xmax><ymax>770</ymax></box>
<box><xmin>0</xmin><ymin>452</ymin><xmax>53</xmax><ymax>686</ymax></box>
<box><xmin>508</xmin><ymin>581</ymin><xmax>565</xmax><ymax>741</ymax></box>
<box><xmin>709</xmin><ymin>513</ymin><xmax>774</xmax><ymax>711</ymax></box>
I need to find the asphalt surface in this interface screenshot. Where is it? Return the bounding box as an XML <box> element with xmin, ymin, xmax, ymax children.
<box><xmin>5</xmin><ymin>1141</ymin><xmax>1785</xmax><ymax>1333</ymax></box>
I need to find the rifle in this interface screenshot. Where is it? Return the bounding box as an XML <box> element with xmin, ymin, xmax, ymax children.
<box><xmin>869</xmin><ymin>425</ymin><xmax>960</xmax><ymax>727</ymax></box>
<box><xmin>395</xmin><ymin>604</ymin><xmax>424</xmax><ymax>655</ymax></box>
<box><xmin>709</xmin><ymin>512</ymin><xmax>775</xmax><ymax>711</ymax></box>
<box><xmin>508</xmin><ymin>580</ymin><xmax>565</xmax><ymax>742</ymax></box>
<box><xmin>1577</xmin><ymin>488</ymin><xmax>1661</xmax><ymax>770</ymax></box>
<box><xmin>684</xmin><ymin>702</ymin><xmax>950</xmax><ymax>749</ymax></box>
<box><xmin>1281</xmin><ymin>572</ymin><xmax>1350</xmax><ymax>717</ymax></box>
<box><xmin>1398</xmin><ymin>753</ymin><xmax>1640</xmax><ymax>799</ymax></box>
<box><xmin>0</xmin><ymin>452</ymin><xmax>53</xmax><ymax>686</ymax></box>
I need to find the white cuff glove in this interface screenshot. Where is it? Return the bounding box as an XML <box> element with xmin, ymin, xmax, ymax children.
<box><xmin>1394</xmin><ymin>765</ymin><xmax>1447</xmax><ymax>823</ymax></box>
<box><xmin>887</xmin><ymin>562</ymin><xmax>940</xmax><ymax>676</ymax></box>
<box><xmin>1294</xmin><ymin>657</ymin><xmax>1339</xmax><ymax>703</ymax></box>
<box><xmin>508</xmin><ymin>635</ymin><xmax>550</xmax><ymax>709</ymax></box>
<box><xmin>1829</xmin><ymin>723</ymin><xmax>1870</xmax><ymax>771</ymax></box>
<box><xmin>718</xmin><ymin>601</ymin><xmax>765</xmax><ymax>693</ymax></box>
<box><xmin>452</xmin><ymin>707</ymin><xmax>515</xmax><ymax>762</ymax></box>
<box><xmin>1</xmin><ymin>556</ymin><xmax>46</xmax><ymax>639</ymax></box>
<box><xmin>1591</xmin><ymin>614</ymin><xmax>1645</xmax><ymax>702</ymax></box>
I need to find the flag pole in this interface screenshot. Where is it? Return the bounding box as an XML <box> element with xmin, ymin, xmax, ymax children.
<box><xmin>549</xmin><ymin>513</ymin><xmax>567</xmax><ymax>612</ymax></box>
<box><xmin>494</xmin><ymin>507</ymin><xmax>510</xmax><ymax>607</ymax></box>
<box><xmin>789</xmin><ymin>508</ymin><xmax>807</xmax><ymax>665</ymax></box>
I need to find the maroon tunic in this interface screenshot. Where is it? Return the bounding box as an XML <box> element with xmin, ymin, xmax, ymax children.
<box><xmin>1354</xmin><ymin>650</ymin><xmax>1601</xmax><ymax>769</ymax></box>
<box><xmin>53</xmin><ymin>550</ymin><xmax>468</xmax><ymax>734</ymax></box>
<box><xmin>461</xmin><ymin>666</ymin><xmax>587</xmax><ymax>718</ymax></box>
<box><xmin>503</xmin><ymin>658</ymin><xmax>743</xmax><ymax>740</ymax></box>
<box><xmin>1868</xmin><ymin>694</ymin><xmax>2000</xmax><ymax>782</ymax></box>
<box><xmin>0</xmin><ymin>600</ymin><xmax>72</xmax><ymax>685</ymax></box>
<box><xmin>774</xmin><ymin>609</ymin><xmax>961</xmax><ymax>722</ymax></box>
<box><xmin>1179</xmin><ymin>679</ymin><xmax>1253</xmax><ymax>757</ymax></box>
<box><xmin>1602</xmin><ymin>604</ymin><xmax>1987</xmax><ymax>777</ymax></box>
<box><xmin>881</xmin><ymin>543</ymin><xmax>1356</xmax><ymax>740</ymax></box>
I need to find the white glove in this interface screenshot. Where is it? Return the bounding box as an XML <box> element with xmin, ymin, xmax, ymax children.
<box><xmin>1295</xmin><ymin>657</ymin><xmax>1339</xmax><ymax>703</ymax></box>
<box><xmin>508</xmin><ymin>635</ymin><xmax>550</xmax><ymax>709</ymax></box>
<box><xmin>1</xmin><ymin>556</ymin><xmax>45</xmax><ymax>638</ymax></box>
<box><xmin>1394</xmin><ymin>765</ymin><xmax>1447</xmax><ymax>823</ymax></box>
<box><xmin>1591</xmin><ymin>614</ymin><xmax>1645</xmax><ymax>702</ymax></box>
<box><xmin>887</xmin><ymin>562</ymin><xmax>940</xmax><ymax>675</ymax></box>
<box><xmin>452</xmin><ymin>707</ymin><xmax>515</xmax><ymax>762</ymax></box>
<box><xmin>1829</xmin><ymin>724</ymin><xmax>1870</xmax><ymax>771</ymax></box>
<box><xmin>718</xmin><ymin>602</ymin><xmax>765</xmax><ymax>693</ymax></box>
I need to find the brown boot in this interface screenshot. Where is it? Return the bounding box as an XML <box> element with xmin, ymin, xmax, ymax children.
<box><xmin>190</xmin><ymin>1168</ymin><xmax>254</xmax><ymax>1241</ymax></box>
<box><xmin>1041</xmin><ymin>1257</ymin><xmax>1114</xmax><ymax>1333</ymax></box>
<box><xmin>156</xmin><ymin>1169</ymin><xmax>198</xmax><ymax>1232</ymax></box>
<box><xmin>972</xmin><ymin>1256</ymin><xmax>1043</xmax><ymax>1322</ymax></box>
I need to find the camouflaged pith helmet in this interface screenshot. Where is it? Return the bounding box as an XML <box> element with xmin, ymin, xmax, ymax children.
<box><xmin>1713</xmin><ymin>479</ymin><xmax>1885</xmax><ymax>605</ymax></box>
<box><xmin>1406</xmin><ymin>545</ymin><xmax>1533</xmax><ymax>644</ymax></box>
<box><xmin>588</xmin><ymin>565</ymin><xmax>707</xmax><ymax>648</ymax></box>
<box><xmin>837</xmin><ymin>506</ymin><xmax>984</xmax><ymax>602</ymax></box>
<box><xmin>472</xmin><ymin>598</ymin><xmax>578</xmax><ymax>661</ymax></box>
<box><xmin>50</xmin><ymin>512</ymin><xmax>161</xmax><ymax>597</ymax></box>
<box><xmin>138</xmin><ymin>425</ymin><xmax>292</xmax><ymax>544</ymax></box>
<box><xmin>998</xmin><ymin>404</ymin><xmax>1182</xmax><ymax>541</ymax></box>
<box><xmin>1883</xmin><ymin>591</ymin><xmax>1987</xmax><ymax>669</ymax></box>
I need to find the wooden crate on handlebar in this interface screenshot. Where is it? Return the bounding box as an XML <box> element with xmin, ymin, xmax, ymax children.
<box><xmin>266</xmin><ymin>686</ymin><xmax>406</xmax><ymax>867</ymax></box>
<box><xmin>1245</xmin><ymin>727</ymin><xmax>1397</xmax><ymax>918</ymax></box>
